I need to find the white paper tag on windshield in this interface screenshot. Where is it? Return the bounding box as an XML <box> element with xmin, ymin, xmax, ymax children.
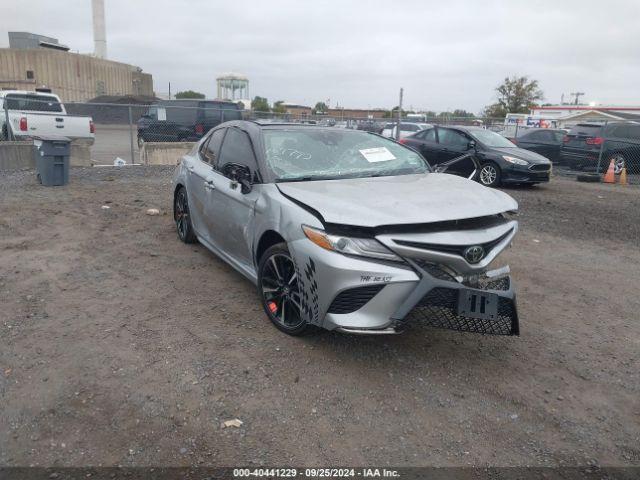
<box><xmin>359</xmin><ymin>147</ymin><xmax>396</xmax><ymax>163</ymax></box>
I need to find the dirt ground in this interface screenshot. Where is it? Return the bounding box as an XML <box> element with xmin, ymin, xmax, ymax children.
<box><xmin>0</xmin><ymin>167</ymin><xmax>639</xmax><ymax>468</ymax></box>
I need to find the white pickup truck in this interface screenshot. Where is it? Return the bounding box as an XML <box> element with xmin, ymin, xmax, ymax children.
<box><xmin>0</xmin><ymin>90</ymin><xmax>95</xmax><ymax>143</ymax></box>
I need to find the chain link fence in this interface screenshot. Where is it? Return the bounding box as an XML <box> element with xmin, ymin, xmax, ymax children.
<box><xmin>2</xmin><ymin>96</ymin><xmax>638</xmax><ymax>184</ymax></box>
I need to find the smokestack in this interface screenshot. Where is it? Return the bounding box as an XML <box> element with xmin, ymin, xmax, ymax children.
<box><xmin>92</xmin><ymin>0</ymin><xmax>107</xmax><ymax>59</ymax></box>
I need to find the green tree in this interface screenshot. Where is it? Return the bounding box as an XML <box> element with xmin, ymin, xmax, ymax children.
<box><xmin>313</xmin><ymin>101</ymin><xmax>328</xmax><ymax>115</ymax></box>
<box><xmin>383</xmin><ymin>106</ymin><xmax>408</xmax><ymax>118</ymax></box>
<box><xmin>483</xmin><ymin>75</ymin><xmax>543</xmax><ymax>118</ymax></box>
<box><xmin>272</xmin><ymin>100</ymin><xmax>287</xmax><ymax>114</ymax></box>
<box><xmin>452</xmin><ymin>109</ymin><xmax>475</xmax><ymax>118</ymax></box>
<box><xmin>175</xmin><ymin>90</ymin><xmax>205</xmax><ymax>99</ymax></box>
<box><xmin>251</xmin><ymin>96</ymin><xmax>270</xmax><ymax>112</ymax></box>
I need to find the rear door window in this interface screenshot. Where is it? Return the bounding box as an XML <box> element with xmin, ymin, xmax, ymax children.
<box><xmin>200</xmin><ymin>128</ymin><xmax>226</xmax><ymax>165</ymax></box>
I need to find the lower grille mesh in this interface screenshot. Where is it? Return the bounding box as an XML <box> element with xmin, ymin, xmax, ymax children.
<box><xmin>404</xmin><ymin>287</ymin><xmax>518</xmax><ymax>335</ymax></box>
<box><xmin>327</xmin><ymin>285</ymin><xmax>385</xmax><ymax>314</ymax></box>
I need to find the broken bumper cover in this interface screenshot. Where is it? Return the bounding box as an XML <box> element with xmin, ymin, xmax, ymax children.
<box><xmin>390</xmin><ymin>259</ymin><xmax>519</xmax><ymax>336</ymax></box>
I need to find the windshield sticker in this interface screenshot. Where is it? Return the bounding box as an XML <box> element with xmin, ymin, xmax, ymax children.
<box><xmin>359</xmin><ymin>147</ymin><xmax>396</xmax><ymax>163</ymax></box>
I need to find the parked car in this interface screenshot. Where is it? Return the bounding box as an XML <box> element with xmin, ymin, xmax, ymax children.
<box><xmin>357</xmin><ymin>119</ymin><xmax>383</xmax><ymax>134</ymax></box>
<box><xmin>400</xmin><ymin>125</ymin><xmax>551</xmax><ymax>187</ymax></box>
<box><xmin>172</xmin><ymin>120</ymin><xmax>520</xmax><ymax>337</ymax></box>
<box><xmin>0</xmin><ymin>90</ymin><xmax>95</xmax><ymax>142</ymax></box>
<box><xmin>382</xmin><ymin>122</ymin><xmax>429</xmax><ymax>139</ymax></box>
<box><xmin>560</xmin><ymin>122</ymin><xmax>640</xmax><ymax>174</ymax></box>
<box><xmin>510</xmin><ymin>128</ymin><xmax>566</xmax><ymax>162</ymax></box>
<box><xmin>137</xmin><ymin>99</ymin><xmax>242</xmax><ymax>144</ymax></box>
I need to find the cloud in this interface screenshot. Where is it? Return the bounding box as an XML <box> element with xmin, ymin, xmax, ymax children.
<box><xmin>1</xmin><ymin>0</ymin><xmax>639</xmax><ymax>112</ymax></box>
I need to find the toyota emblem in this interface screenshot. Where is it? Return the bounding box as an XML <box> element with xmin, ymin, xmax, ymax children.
<box><xmin>463</xmin><ymin>245</ymin><xmax>485</xmax><ymax>264</ymax></box>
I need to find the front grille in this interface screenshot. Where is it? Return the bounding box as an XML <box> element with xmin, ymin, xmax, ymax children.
<box><xmin>412</xmin><ymin>259</ymin><xmax>457</xmax><ymax>281</ymax></box>
<box><xmin>403</xmin><ymin>287</ymin><xmax>518</xmax><ymax>335</ymax></box>
<box><xmin>394</xmin><ymin>229</ymin><xmax>513</xmax><ymax>259</ymax></box>
<box><xmin>529</xmin><ymin>164</ymin><xmax>551</xmax><ymax>171</ymax></box>
<box><xmin>327</xmin><ymin>285</ymin><xmax>385</xmax><ymax>314</ymax></box>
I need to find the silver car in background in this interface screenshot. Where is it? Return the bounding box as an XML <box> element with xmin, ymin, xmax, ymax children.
<box><xmin>173</xmin><ymin>121</ymin><xmax>520</xmax><ymax>336</ymax></box>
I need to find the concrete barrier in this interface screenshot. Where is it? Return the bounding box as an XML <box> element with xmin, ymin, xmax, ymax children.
<box><xmin>1</xmin><ymin>141</ymin><xmax>93</xmax><ymax>170</ymax></box>
<box><xmin>0</xmin><ymin>141</ymin><xmax>35</xmax><ymax>170</ymax></box>
<box><xmin>140</xmin><ymin>142</ymin><xmax>195</xmax><ymax>165</ymax></box>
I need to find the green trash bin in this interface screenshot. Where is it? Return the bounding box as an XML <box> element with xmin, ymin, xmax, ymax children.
<box><xmin>34</xmin><ymin>136</ymin><xmax>71</xmax><ymax>186</ymax></box>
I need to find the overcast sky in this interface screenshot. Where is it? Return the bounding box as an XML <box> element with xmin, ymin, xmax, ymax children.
<box><xmin>2</xmin><ymin>0</ymin><xmax>639</xmax><ymax>112</ymax></box>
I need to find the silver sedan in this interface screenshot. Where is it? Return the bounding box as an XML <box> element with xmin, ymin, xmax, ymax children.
<box><xmin>173</xmin><ymin>120</ymin><xmax>520</xmax><ymax>336</ymax></box>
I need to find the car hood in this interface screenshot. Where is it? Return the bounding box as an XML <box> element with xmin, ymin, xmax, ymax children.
<box><xmin>490</xmin><ymin>146</ymin><xmax>551</xmax><ymax>164</ymax></box>
<box><xmin>277</xmin><ymin>173</ymin><xmax>518</xmax><ymax>228</ymax></box>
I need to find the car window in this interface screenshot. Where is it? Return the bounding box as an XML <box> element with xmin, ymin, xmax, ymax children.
<box><xmin>400</xmin><ymin>123</ymin><xmax>420</xmax><ymax>132</ymax></box>
<box><xmin>552</xmin><ymin>131</ymin><xmax>566</xmax><ymax>142</ymax></box>
<box><xmin>628</xmin><ymin>125</ymin><xmax>640</xmax><ymax>139</ymax></box>
<box><xmin>437</xmin><ymin>128</ymin><xmax>469</xmax><ymax>148</ymax></box>
<box><xmin>610</xmin><ymin>124</ymin><xmax>640</xmax><ymax>139</ymax></box>
<box><xmin>5</xmin><ymin>94</ymin><xmax>63</xmax><ymax>112</ymax></box>
<box><xmin>217</xmin><ymin>128</ymin><xmax>259</xmax><ymax>178</ymax></box>
<box><xmin>535</xmin><ymin>130</ymin><xmax>555</xmax><ymax>142</ymax></box>
<box><xmin>200</xmin><ymin>128</ymin><xmax>226</xmax><ymax>165</ymax></box>
<box><xmin>423</xmin><ymin>128</ymin><xmax>436</xmax><ymax>142</ymax></box>
<box><xmin>412</xmin><ymin>130</ymin><xmax>426</xmax><ymax>139</ymax></box>
<box><xmin>568</xmin><ymin>125</ymin><xmax>601</xmax><ymax>136</ymax></box>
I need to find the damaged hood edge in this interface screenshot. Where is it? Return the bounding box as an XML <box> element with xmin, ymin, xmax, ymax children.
<box><xmin>276</xmin><ymin>173</ymin><xmax>518</xmax><ymax>228</ymax></box>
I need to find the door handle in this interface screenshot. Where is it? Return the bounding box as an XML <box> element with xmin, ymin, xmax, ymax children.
<box><xmin>204</xmin><ymin>180</ymin><xmax>216</xmax><ymax>190</ymax></box>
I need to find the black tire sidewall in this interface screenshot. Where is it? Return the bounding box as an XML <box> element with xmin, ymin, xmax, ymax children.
<box><xmin>257</xmin><ymin>243</ymin><xmax>312</xmax><ymax>336</ymax></box>
<box><xmin>174</xmin><ymin>187</ymin><xmax>197</xmax><ymax>243</ymax></box>
<box><xmin>479</xmin><ymin>162</ymin><xmax>501</xmax><ymax>187</ymax></box>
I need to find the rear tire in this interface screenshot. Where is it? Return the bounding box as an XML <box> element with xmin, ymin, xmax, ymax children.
<box><xmin>257</xmin><ymin>243</ymin><xmax>315</xmax><ymax>336</ymax></box>
<box><xmin>174</xmin><ymin>187</ymin><xmax>197</xmax><ymax>244</ymax></box>
<box><xmin>478</xmin><ymin>162</ymin><xmax>501</xmax><ymax>187</ymax></box>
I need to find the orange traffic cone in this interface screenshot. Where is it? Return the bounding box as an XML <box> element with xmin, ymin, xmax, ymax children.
<box><xmin>603</xmin><ymin>159</ymin><xmax>615</xmax><ymax>184</ymax></box>
<box><xmin>619</xmin><ymin>167</ymin><xmax>628</xmax><ymax>185</ymax></box>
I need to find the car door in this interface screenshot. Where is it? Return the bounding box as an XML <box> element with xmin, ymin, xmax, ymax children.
<box><xmin>205</xmin><ymin>127</ymin><xmax>260</xmax><ymax>269</ymax></box>
<box><xmin>407</xmin><ymin>128</ymin><xmax>439</xmax><ymax>166</ymax></box>
<box><xmin>186</xmin><ymin>128</ymin><xmax>226</xmax><ymax>243</ymax></box>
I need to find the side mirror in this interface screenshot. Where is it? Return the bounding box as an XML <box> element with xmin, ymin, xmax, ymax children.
<box><xmin>467</xmin><ymin>140</ymin><xmax>476</xmax><ymax>150</ymax></box>
<box><xmin>224</xmin><ymin>163</ymin><xmax>253</xmax><ymax>194</ymax></box>
<box><xmin>239</xmin><ymin>177</ymin><xmax>252</xmax><ymax>194</ymax></box>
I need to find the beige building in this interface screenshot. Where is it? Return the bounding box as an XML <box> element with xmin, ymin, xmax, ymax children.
<box><xmin>0</xmin><ymin>47</ymin><xmax>153</xmax><ymax>102</ymax></box>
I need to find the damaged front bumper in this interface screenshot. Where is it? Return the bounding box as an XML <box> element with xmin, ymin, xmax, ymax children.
<box><xmin>389</xmin><ymin>260</ymin><xmax>519</xmax><ymax>335</ymax></box>
<box><xmin>290</xmin><ymin>218</ymin><xmax>520</xmax><ymax>336</ymax></box>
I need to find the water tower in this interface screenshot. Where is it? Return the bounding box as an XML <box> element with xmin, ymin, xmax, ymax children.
<box><xmin>216</xmin><ymin>73</ymin><xmax>249</xmax><ymax>101</ymax></box>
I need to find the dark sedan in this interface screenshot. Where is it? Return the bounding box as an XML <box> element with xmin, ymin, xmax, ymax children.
<box><xmin>400</xmin><ymin>126</ymin><xmax>552</xmax><ymax>187</ymax></box>
<box><xmin>511</xmin><ymin>128</ymin><xmax>566</xmax><ymax>162</ymax></box>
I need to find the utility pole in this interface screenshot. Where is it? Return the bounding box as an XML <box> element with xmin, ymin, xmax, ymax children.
<box><xmin>396</xmin><ymin>87</ymin><xmax>403</xmax><ymax>141</ymax></box>
<box><xmin>168</xmin><ymin>82</ymin><xmax>171</xmax><ymax>100</ymax></box>
<box><xmin>571</xmin><ymin>92</ymin><xmax>585</xmax><ymax>105</ymax></box>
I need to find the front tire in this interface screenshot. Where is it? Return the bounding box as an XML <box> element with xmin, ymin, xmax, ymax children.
<box><xmin>478</xmin><ymin>162</ymin><xmax>501</xmax><ymax>187</ymax></box>
<box><xmin>174</xmin><ymin>187</ymin><xmax>197</xmax><ymax>244</ymax></box>
<box><xmin>258</xmin><ymin>243</ymin><xmax>314</xmax><ymax>336</ymax></box>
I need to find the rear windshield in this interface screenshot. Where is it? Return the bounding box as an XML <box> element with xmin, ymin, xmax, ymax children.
<box><xmin>5</xmin><ymin>94</ymin><xmax>63</xmax><ymax>112</ymax></box>
<box><xmin>568</xmin><ymin>125</ymin><xmax>602</xmax><ymax>136</ymax></box>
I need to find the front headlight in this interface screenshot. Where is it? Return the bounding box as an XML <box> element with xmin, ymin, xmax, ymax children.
<box><xmin>502</xmin><ymin>155</ymin><xmax>529</xmax><ymax>165</ymax></box>
<box><xmin>302</xmin><ymin>225</ymin><xmax>402</xmax><ymax>262</ymax></box>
